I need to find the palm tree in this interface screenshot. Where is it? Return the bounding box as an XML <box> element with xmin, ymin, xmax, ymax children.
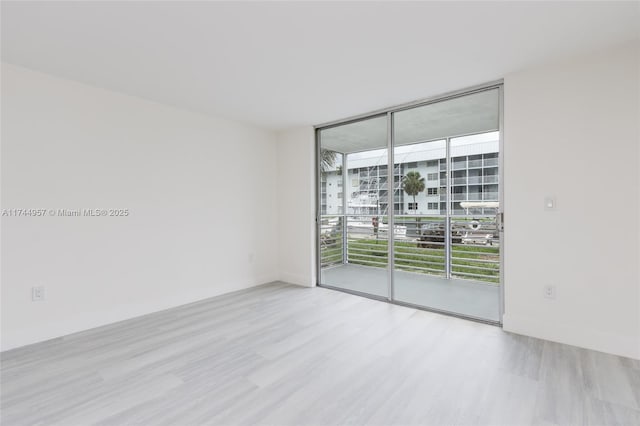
<box><xmin>402</xmin><ymin>171</ymin><xmax>425</xmax><ymax>214</ymax></box>
<box><xmin>320</xmin><ymin>149</ymin><xmax>337</xmax><ymax>173</ymax></box>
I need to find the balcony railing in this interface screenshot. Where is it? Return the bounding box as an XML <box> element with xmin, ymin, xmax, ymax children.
<box><xmin>319</xmin><ymin>214</ymin><xmax>500</xmax><ymax>284</ymax></box>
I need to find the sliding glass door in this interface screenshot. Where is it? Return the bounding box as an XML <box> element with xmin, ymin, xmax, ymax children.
<box><xmin>317</xmin><ymin>85</ymin><xmax>502</xmax><ymax>323</ymax></box>
<box><xmin>318</xmin><ymin>115</ymin><xmax>390</xmax><ymax>298</ymax></box>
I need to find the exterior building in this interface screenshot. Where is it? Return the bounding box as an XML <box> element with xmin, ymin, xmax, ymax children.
<box><xmin>321</xmin><ymin>132</ymin><xmax>499</xmax><ymax>216</ymax></box>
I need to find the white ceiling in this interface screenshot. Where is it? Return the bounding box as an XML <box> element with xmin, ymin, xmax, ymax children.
<box><xmin>2</xmin><ymin>1</ymin><xmax>639</xmax><ymax>130</ymax></box>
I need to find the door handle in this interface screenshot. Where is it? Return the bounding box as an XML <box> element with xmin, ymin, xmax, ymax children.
<box><xmin>496</xmin><ymin>212</ymin><xmax>504</xmax><ymax>232</ymax></box>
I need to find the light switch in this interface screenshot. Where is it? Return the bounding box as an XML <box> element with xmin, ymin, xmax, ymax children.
<box><xmin>544</xmin><ymin>196</ymin><xmax>556</xmax><ymax>211</ymax></box>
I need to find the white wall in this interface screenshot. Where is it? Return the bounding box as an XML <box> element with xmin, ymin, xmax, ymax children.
<box><xmin>1</xmin><ymin>63</ymin><xmax>279</xmax><ymax>351</ymax></box>
<box><xmin>276</xmin><ymin>127</ymin><xmax>316</xmax><ymax>287</ymax></box>
<box><xmin>503</xmin><ymin>41</ymin><xmax>640</xmax><ymax>359</ymax></box>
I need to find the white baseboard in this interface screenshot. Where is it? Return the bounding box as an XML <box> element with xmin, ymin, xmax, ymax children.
<box><xmin>502</xmin><ymin>313</ymin><xmax>640</xmax><ymax>360</ymax></box>
<box><xmin>279</xmin><ymin>271</ymin><xmax>314</xmax><ymax>288</ymax></box>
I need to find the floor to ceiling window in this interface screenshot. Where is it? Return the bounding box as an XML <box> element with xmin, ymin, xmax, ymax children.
<box><xmin>317</xmin><ymin>84</ymin><xmax>503</xmax><ymax>323</ymax></box>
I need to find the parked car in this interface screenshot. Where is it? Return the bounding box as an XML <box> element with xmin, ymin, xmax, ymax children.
<box><xmin>418</xmin><ymin>220</ymin><xmax>499</xmax><ymax>247</ymax></box>
<box><xmin>418</xmin><ymin>222</ymin><xmax>463</xmax><ymax>248</ymax></box>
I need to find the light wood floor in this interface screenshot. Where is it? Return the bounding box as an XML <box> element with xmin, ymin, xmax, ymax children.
<box><xmin>1</xmin><ymin>282</ymin><xmax>639</xmax><ymax>425</ymax></box>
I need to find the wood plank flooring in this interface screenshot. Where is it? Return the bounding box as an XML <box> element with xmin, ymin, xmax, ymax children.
<box><xmin>1</xmin><ymin>282</ymin><xmax>639</xmax><ymax>425</ymax></box>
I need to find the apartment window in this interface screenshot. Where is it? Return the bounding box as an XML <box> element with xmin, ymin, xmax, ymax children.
<box><xmin>427</xmin><ymin>173</ymin><xmax>438</xmax><ymax>181</ymax></box>
<box><xmin>407</xmin><ymin>162</ymin><xmax>418</xmax><ymax>168</ymax></box>
<box><xmin>408</xmin><ymin>202</ymin><xmax>418</xmax><ymax>210</ymax></box>
<box><xmin>427</xmin><ymin>188</ymin><xmax>438</xmax><ymax>195</ymax></box>
<box><xmin>427</xmin><ymin>202</ymin><xmax>439</xmax><ymax>210</ymax></box>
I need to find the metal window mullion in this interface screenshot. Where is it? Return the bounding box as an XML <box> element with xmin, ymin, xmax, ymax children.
<box><xmin>315</xmin><ymin>130</ymin><xmax>321</xmax><ymax>286</ymax></box>
<box><xmin>314</xmin><ymin>80</ymin><xmax>503</xmax><ymax>130</ymax></box>
<box><xmin>445</xmin><ymin>137</ymin><xmax>452</xmax><ymax>279</ymax></box>
<box><xmin>342</xmin><ymin>153</ymin><xmax>348</xmax><ymax>265</ymax></box>
<box><xmin>498</xmin><ymin>85</ymin><xmax>505</xmax><ymax>322</ymax></box>
<box><xmin>387</xmin><ymin>111</ymin><xmax>394</xmax><ymax>302</ymax></box>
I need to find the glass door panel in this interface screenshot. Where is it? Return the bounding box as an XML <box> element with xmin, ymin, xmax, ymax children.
<box><xmin>391</xmin><ymin>88</ymin><xmax>501</xmax><ymax>322</ymax></box>
<box><xmin>318</xmin><ymin>115</ymin><xmax>390</xmax><ymax>299</ymax></box>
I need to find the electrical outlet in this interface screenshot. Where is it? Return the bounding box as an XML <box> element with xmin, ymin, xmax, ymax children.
<box><xmin>543</xmin><ymin>285</ymin><xmax>556</xmax><ymax>300</ymax></box>
<box><xmin>32</xmin><ymin>286</ymin><xmax>45</xmax><ymax>301</ymax></box>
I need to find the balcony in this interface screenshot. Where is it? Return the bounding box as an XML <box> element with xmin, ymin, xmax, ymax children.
<box><xmin>319</xmin><ymin>214</ymin><xmax>501</xmax><ymax>321</ymax></box>
<box><xmin>483</xmin><ymin>158</ymin><xmax>498</xmax><ymax>167</ymax></box>
<box><xmin>483</xmin><ymin>192</ymin><xmax>499</xmax><ymax>200</ymax></box>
